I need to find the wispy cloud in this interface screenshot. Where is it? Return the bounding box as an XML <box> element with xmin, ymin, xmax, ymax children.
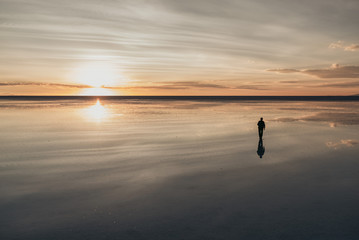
<box><xmin>314</xmin><ymin>81</ymin><xmax>359</xmax><ymax>88</ymax></box>
<box><xmin>267</xmin><ymin>69</ymin><xmax>300</xmax><ymax>74</ymax></box>
<box><xmin>304</xmin><ymin>64</ymin><xmax>359</xmax><ymax>78</ymax></box>
<box><xmin>329</xmin><ymin>41</ymin><xmax>359</xmax><ymax>51</ymax></box>
<box><xmin>268</xmin><ymin>64</ymin><xmax>359</xmax><ymax>78</ymax></box>
<box><xmin>345</xmin><ymin>44</ymin><xmax>359</xmax><ymax>51</ymax></box>
<box><xmin>106</xmin><ymin>81</ymin><xmax>268</xmax><ymax>91</ymax></box>
<box><xmin>171</xmin><ymin>81</ymin><xmax>228</xmax><ymax>89</ymax></box>
<box><xmin>0</xmin><ymin>82</ymin><xmax>90</xmax><ymax>88</ymax></box>
<box><xmin>1</xmin><ymin>1</ymin><xmax>359</xmax><ymax>95</ymax></box>
<box><xmin>0</xmin><ymin>80</ymin><xmax>269</xmax><ymax>93</ymax></box>
<box><xmin>233</xmin><ymin>85</ymin><xmax>269</xmax><ymax>90</ymax></box>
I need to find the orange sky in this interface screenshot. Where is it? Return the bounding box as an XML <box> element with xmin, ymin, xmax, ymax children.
<box><xmin>0</xmin><ymin>0</ymin><xmax>358</xmax><ymax>96</ymax></box>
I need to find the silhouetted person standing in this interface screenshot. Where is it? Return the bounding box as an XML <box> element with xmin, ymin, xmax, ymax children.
<box><xmin>257</xmin><ymin>117</ymin><xmax>265</xmax><ymax>139</ymax></box>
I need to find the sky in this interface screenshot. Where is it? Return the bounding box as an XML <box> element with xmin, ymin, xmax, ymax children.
<box><xmin>0</xmin><ymin>0</ymin><xmax>358</xmax><ymax>95</ymax></box>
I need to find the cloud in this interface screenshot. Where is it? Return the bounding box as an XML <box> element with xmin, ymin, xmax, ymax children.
<box><xmin>344</xmin><ymin>44</ymin><xmax>359</xmax><ymax>51</ymax></box>
<box><xmin>326</xmin><ymin>139</ymin><xmax>359</xmax><ymax>149</ymax></box>
<box><xmin>304</xmin><ymin>64</ymin><xmax>359</xmax><ymax>78</ymax></box>
<box><xmin>106</xmin><ymin>85</ymin><xmax>187</xmax><ymax>90</ymax></box>
<box><xmin>2</xmin><ymin>0</ymin><xmax>359</xmax><ymax>93</ymax></box>
<box><xmin>267</xmin><ymin>69</ymin><xmax>300</xmax><ymax>74</ymax></box>
<box><xmin>315</xmin><ymin>81</ymin><xmax>359</xmax><ymax>88</ymax></box>
<box><xmin>1</xmin><ymin>80</ymin><xmax>269</xmax><ymax>93</ymax></box>
<box><xmin>172</xmin><ymin>81</ymin><xmax>228</xmax><ymax>89</ymax></box>
<box><xmin>106</xmin><ymin>81</ymin><xmax>268</xmax><ymax>91</ymax></box>
<box><xmin>233</xmin><ymin>85</ymin><xmax>269</xmax><ymax>90</ymax></box>
<box><xmin>268</xmin><ymin>64</ymin><xmax>359</xmax><ymax>78</ymax></box>
<box><xmin>279</xmin><ymin>80</ymin><xmax>324</xmax><ymax>84</ymax></box>
<box><xmin>329</xmin><ymin>41</ymin><xmax>344</xmax><ymax>49</ymax></box>
<box><xmin>106</xmin><ymin>81</ymin><xmax>226</xmax><ymax>90</ymax></box>
<box><xmin>329</xmin><ymin>41</ymin><xmax>359</xmax><ymax>51</ymax></box>
<box><xmin>175</xmin><ymin>81</ymin><xmax>268</xmax><ymax>90</ymax></box>
<box><xmin>0</xmin><ymin>82</ymin><xmax>90</xmax><ymax>88</ymax></box>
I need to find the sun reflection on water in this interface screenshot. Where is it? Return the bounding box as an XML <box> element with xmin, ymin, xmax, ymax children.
<box><xmin>82</xmin><ymin>99</ymin><xmax>109</xmax><ymax>122</ymax></box>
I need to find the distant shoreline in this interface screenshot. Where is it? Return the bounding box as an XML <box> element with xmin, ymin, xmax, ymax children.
<box><xmin>0</xmin><ymin>96</ymin><xmax>359</xmax><ymax>101</ymax></box>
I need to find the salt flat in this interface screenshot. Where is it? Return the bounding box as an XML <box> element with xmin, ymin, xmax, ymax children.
<box><xmin>1</xmin><ymin>99</ymin><xmax>358</xmax><ymax>240</ymax></box>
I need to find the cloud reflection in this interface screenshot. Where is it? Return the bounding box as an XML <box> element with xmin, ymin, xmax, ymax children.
<box><xmin>273</xmin><ymin>110</ymin><xmax>359</xmax><ymax>126</ymax></box>
<box><xmin>326</xmin><ymin>139</ymin><xmax>359</xmax><ymax>149</ymax></box>
<box><xmin>1</xmin><ymin>99</ymin><xmax>359</xmax><ymax>239</ymax></box>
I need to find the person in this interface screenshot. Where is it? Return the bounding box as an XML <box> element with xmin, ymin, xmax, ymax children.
<box><xmin>257</xmin><ymin>117</ymin><xmax>265</xmax><ymax>139</ymax></box>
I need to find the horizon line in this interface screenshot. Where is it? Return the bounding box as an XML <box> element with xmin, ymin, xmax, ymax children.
<box><xmin>1</xmin><ymin>95</ymin><xmax>358</xmax><ymax>101</ymax></box>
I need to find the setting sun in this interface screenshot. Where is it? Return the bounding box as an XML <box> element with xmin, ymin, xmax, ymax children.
<box><xmin>73</xmin><ymin>62</ymin><xmax>118</xmax><ymax>88</ymax></box>
<box><xmin>79</xmin><ymin>87</ymin><xmax>115</xmax><ymax>96</ymax></box>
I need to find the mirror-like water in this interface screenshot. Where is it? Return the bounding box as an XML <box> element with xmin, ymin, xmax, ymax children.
<box><xmin>1</xmin><ymin>99</ymin><xmax>358</xmax><ymax>239</ymax></box>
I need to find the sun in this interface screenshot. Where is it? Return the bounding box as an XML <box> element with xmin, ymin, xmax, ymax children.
<box><xmin>74</xmin><ymin>62</ymin><xmax>118</xmax><ymax>88</ymax></box>
<box><xmin>79</xmin><ymin>87</ymin><xmax>115</xmax><ymax>96</ymax></box>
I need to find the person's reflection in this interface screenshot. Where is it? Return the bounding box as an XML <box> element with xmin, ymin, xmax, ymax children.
<box><xmin>257</xmin><ymin>138</ymin><xmax>265</xmax><ymax>158</ymax></box>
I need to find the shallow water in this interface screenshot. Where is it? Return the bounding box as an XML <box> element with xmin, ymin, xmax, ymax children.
<box><xmin>1</xmin><ymin>99</ymin><xmax>359</xmax><ymax>239</ymax></box>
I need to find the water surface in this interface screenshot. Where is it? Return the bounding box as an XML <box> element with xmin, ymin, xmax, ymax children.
<box><xmin>1</xmin><ymin>99</ymin><xmax>359</xmax><ymax>239</ymax></box>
